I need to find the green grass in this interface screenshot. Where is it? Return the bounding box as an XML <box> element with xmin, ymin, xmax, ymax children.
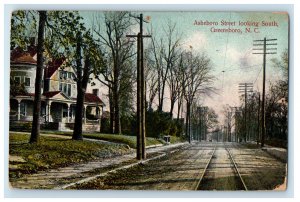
<box><xmin>170</xmin><ymin>136</ymin><xmax>186</xmax><ymax>144</ymax></box>
<box><xmin>41</xmin><ymin>130</ymin><xmax>166</xmax><ymax>148</ymax></box>
<box><xmin>9</xmin><ymin>133</ymin><xmax>131</xmax><ymax>178</ymax></box>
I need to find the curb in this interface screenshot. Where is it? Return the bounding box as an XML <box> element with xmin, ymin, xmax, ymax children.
<box><xmin>55</xmin><ymin>153</ymin><xmax>167</xmax><ymax>190</ymax></box>
<box><xmin>55</xmin><ymin>143</ymin><xmax>184</xmax><ymax>190</ymax></box>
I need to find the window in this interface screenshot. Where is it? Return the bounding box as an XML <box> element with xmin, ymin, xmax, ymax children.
<box><xmin>68</xmin><ymin>72</ymin><xmax>72</xmax><ymax>79</ymax></box>
<box><xmin>93</xmin><ymin>89</ymin><xmax>99</xmax><ymax>96</ymax></box>
<box><xmin>63</xmin><ymin>83</ymin><xmax>67</xmax><ymax>94</ymax></box>
<box><xmin>60</xmin><ymin>83</ymin><xmax>71</xmax><ymax>97</ymax></box>
<box><xmin>67</xmin><ymin>84</ymin><xmax>71</xmax><ymax>97</ymax></box>
<box><xmin>14</xmin><ymin>76</ymin><xmax>21</xmax><ymax>85</ymax></box>
<box><xmin>24</xmin><ymin>77</ymin><xmax>30</xmax><ymax>87</ymax></box>
<box><xmin>59</xmin><ymin>70</ymin><xmax>63</xmax><ymax>80</ymax></box>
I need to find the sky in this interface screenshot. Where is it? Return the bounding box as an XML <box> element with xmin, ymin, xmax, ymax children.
<box><xmin>82</xmin><ymin>11</ymin><xmax>289</xmax><ymax>124</ymax></box>
<box><xmin>142</xmin><ymin>11</ymin><xmax>288</xmax><ymax>123</ymax></box>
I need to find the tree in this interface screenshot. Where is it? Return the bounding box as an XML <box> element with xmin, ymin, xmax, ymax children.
<box><xmin>206</xmin><ymin>108</ymin><xmax>219</xmax><ymax>129</ymax></box>
<box><xmin>182</xmin><ymin>51</ymin><xmax>215</xmax><ymax>143</ymax></box>
<box><xmin>149</xmin><ymin>22</ymin><xmax>181</xmax><ymax>112</ymax></box>
<box><xmin>10</xmin><ymin>76</ymin><xmax>27</xmax><ymax>97</ymax></box>
<box><xmin>45</xmin><ymin>12</ymin><xmax>105</xmax><ymax>140</ymax></box>
<box><xmin>29</xmin><ymin>11</ymin><xmax>47</xmax><ymax>143</ymax></box>
<box><xmin>11</xmin><ymin>11</ymin><xmax>37</xmax><ymax>50</ymax></box>
<box><xmin>93</xmin><ymin>12</ymin><xmax>135</xmax><ymax>134</ymax></box>
<box><xmin>11</xmin><ymin>10</ymin><xmax>45</xmax><ymax>143</ymax></box>
<box><xmin>144</xmin><ymin>48</ymin><xmax>158</xmax><ymax>111</ymax></box>
<box><xmin>167</xmin><ymin>50</ymin><xmax>183</xmax><ymax>117</ymax></box>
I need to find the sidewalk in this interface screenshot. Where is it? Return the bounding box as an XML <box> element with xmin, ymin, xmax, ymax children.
<box><xmin>243</xmin><ymin>141</ymin><xmax>287</xmax><ymax>163</ymax></box>
<box><xmin>9</xmin><ymin>133</ymin><xmax>188</xmax><ymax>189</ymax></box>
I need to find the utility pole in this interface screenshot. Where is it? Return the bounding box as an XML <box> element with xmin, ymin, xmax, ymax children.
<box><xmin>126</xmin><ymin>14</ymin><xmax>151</xmax><ymax>160</ymax></box>
<box><xmin>227</xmin><ymin>108</ymin><xmax>233</xmax><ymax>142</ymax></box>
<box><xmin>238</xmin><ymin>83</ymin><xmax>253</xmax><ymax>142</ymax></box>
<box><xmin>253</xmin><ymin>38</ymin><xmax>277</xmax><ymax>147</ymax></box>
<box><xmin>257</xmin><ymin>92</ymin><xmax>261</xmax><ymax>145</ymax></box>
<box><xmin>198</xmin><ymin>106</ymin><xmax>208</xmax><ymax>141</ymax></box>
<box><xmin>199</xmin><ymin>107</ymin><xmax>202</xmax><ymax>141</ymax></box>
<box><xmin>230</xmin><ymin>106</ymin><xmax>239</xmax><ymax>142</ymax></box>
<box><xmin>234</xmin><ymin>109</ymin><xmax>242</xmax><ymax>142</ymax></box>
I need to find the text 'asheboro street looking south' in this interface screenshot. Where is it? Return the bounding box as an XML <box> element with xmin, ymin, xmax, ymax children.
<box><xmin>194</xmin><ymin>20</ymin><xmax>279</xmax><ymax>34</ymax></box>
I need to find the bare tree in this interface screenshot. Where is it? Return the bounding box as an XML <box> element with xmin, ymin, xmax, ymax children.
<box><xmin>182</xmin><ymin>51</ymin><xmax>215</xmax><ymax>143</ymax></box>
<box><xmin>149</xmin><ymin>22</ymin><xmax>181</xmax><ymax>112</ymax></box>
<box><xmin>93</xmin><ymin>12</ymin><xmax>135</xmax><ymax>134</ymax></box>
<box><xmin>167</xmin><ymin>52</ymin><xmax>184</xmax><ymax>117</ymax></box>
<box><xmin>144</xmin><ymin>52</ymin><xmax>158</xmax><ymax>110</ymax></box>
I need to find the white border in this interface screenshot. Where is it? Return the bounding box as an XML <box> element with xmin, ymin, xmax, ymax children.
<box><xmin>1</xmin><ymin>1</ymin><xmax>298</xmax><ymax>201</ymax></box>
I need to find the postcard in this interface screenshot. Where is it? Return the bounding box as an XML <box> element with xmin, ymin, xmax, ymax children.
<box><xmin>9</xmin><ymin>10</ymin><xmax>288</xmax><ymax>191</ymax></box>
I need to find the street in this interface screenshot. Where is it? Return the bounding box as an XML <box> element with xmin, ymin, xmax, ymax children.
<box><xmin>70</xmin><ymin>142</ymin><xmax>286</xmax><ymax>190</ymax></box>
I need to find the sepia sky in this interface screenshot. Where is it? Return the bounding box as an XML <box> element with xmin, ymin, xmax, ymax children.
<box><xmin>83</xmin><ymin>11</ymin><xmax>289</xmax><ymax>124</ymax></box>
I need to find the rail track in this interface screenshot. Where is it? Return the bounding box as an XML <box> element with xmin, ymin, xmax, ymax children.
<box><xmin>194</xmin><ymin>144</ymin><xmax>217</xmax><ymax>190</ymax></box>
<box><xmin>195</xmin><ymin>143</ymin><xmax>248</xmax><ymax>191</ymax></box>
<box><xmin>225</xmin><ymin>145</ymin><xmax>248</xmax><ymax>190</ymax></box>
<box><xmin>153</xmin><ymin>143</ymin><xmax>215</xmax><ymax>190</ymax></box>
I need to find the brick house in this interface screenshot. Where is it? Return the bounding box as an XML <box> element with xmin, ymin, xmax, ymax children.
<box><xmin>9</xmin><ymin>46</ymin><xmax>104</xmax><ymax>132</ymax></box>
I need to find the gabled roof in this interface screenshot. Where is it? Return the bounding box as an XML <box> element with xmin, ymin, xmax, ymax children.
<box><xmin>85</xmin><ymin>93</ymin><xmax>104</xmax><ymax>104</ymax></box>
<box><xmin>45</xmin><ymin>58</ymin><xmax>65</xmax><ymax>79</ymax></box>
<box><xmin>43</xmin><ymin>91</ymin><xmax>61</xmax><ymax>98</ymax></box>
<box><xmin>11</xmin><ymin>91</ymin><xmax>105</xmax><ymax>106</ymax></box>
<box><xmin>11</xmin><ymin>46</ymin><xmax>37</xmax><ymax>65</ymax></box>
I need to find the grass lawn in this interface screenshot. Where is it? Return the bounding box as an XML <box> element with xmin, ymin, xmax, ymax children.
<box><xmin>41</xmin><ymin>130</ymin><xmax>167</xmax><ymax>148</ymax></box>
<box><xmin>9</xmin><ymin>133</ymin><xmax>131</xmax><ymax>178</ymax></box>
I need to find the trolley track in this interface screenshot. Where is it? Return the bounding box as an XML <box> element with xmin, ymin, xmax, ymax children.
<box><xmin>194</xmin><ymin>144</ymin><xmax>217</xmax><ymax>190</ymax></box>
<box><xmin>196</xmin><ymin>143</ymin><xmax>248</xmax><ymax>190</ymax></box>
<box><xmin>225</xmin><ymin>146</ymin><xmax>248</xmax><ymax>190</ymax></box>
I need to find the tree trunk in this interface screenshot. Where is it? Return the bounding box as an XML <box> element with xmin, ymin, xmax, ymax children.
<box><xmin>114</xmin><ymin>92</ymin><xmax>121</xmax><ymax>134</ymax></box>
<box><xmin>185</xmin><ymin>101</ymin><xmax>191</xmax><ymax>143</ymax></box>
<box><xmin>113</xmin><ymin>65</ymin><xmax>121</xmax><ymax>134</ymax></box>
<box><xmin>177</xmin><ymin>95</ymin><xmax>182</xmax><ymax>120</ymax></box>
<box><xmin>170</xmin><ymin>98</ymin><xmax>175</xmax><ymax>118</ymax></box>
<box><xmin>29</xmin><ymin>11</ymin><xmax>47</xmax><ymax>143</ymax></box>
<box><xmin>73</xmin><ymin>58</ymin><xmax>91</xmax><ymax>140</ymax></box>
<box><xmin>73</xmin><ymin>84</ymin><xmax>84</xmax><ymax>140</ymax></box>
<box><xmin>108</xmin><ymin>85</ymin><xmax>115</xmax><ymax>134</ymax></box>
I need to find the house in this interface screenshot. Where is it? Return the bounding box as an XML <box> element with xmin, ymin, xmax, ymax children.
<box><xmin>9</xmin><ymin>46</ymin><xmax>105</xmax><ymax>132</ymax></box>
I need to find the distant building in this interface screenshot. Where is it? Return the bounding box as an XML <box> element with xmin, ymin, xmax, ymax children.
<box><xmin>9</xmin><ymin>46</ymin><xmax>104</xmax><ymax>132</ymax></box>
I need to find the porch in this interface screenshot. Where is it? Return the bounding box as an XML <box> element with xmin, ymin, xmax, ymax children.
<box><xmin>10</xmin><ymin>97</ymin><xmax>103</xmax><ymax>132</ymax></box>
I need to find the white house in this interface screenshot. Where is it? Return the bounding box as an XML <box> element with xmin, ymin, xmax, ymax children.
<box><xmin>10</xmin><ymin>46</ymin><xmax>105</xmax><ymax>132</ymax></box>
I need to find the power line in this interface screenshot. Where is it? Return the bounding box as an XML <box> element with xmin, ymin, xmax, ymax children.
<box><xmin>253</xmin><ymin>37</ymin><xmax>277</xmax><ymax>148</ymax></box>
<box><xmin>253</xmin><ymin>65</ymin><xmax>263</xmax><ymax>84</ymax></box>
<box><xmin>222</xmin><ymin>12</ymin><xmax>231</xmax><ymax>90</ymax></box>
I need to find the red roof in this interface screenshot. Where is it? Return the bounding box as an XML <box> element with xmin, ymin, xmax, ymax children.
<box><xmin>11</xmin><ymin>46</ymin><xmax>37</xmax><ymax>65</ymax></box>
<box><xmin>43</xmin><ymin>91</ymin><xmax>61</xmax><ymax>98</ymax></box>
<box><xmin>85</xmin><ymin>93</ymin><xmax>103</xmax><ymax>104</ymax></box>
<box><xmin>45</xmin><ymin>58</ymin><xmax>65</xmax><ymax>79</ymax></box>
<box><xmin>11</xmin><ymin>91</ymin><xmax>104</xmax><ymax>105</ymax></box>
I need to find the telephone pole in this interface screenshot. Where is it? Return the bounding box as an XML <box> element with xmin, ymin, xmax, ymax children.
<box><xmin>126</xmin><ymin>14</ymin><xmax>151</xmax><ymax>160</ymax></box>
<box><xmin>238</xmin><ymin>83</ymin><xmax>253</xmax><ymax>142</ymax></box>
<box><xmin>257</xmin><ymin>92</ymin><xmax>261</xmax><ymax>145</ymax></box>
<box><xmin>253</xmin><ymin>38</ymin><xmax>277</xmax><ymax>147</ymax></box>
<box><xmin>198</xmin><ymin>106</ymin><xmax>208</xmax><ymax>141</ymax></box>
